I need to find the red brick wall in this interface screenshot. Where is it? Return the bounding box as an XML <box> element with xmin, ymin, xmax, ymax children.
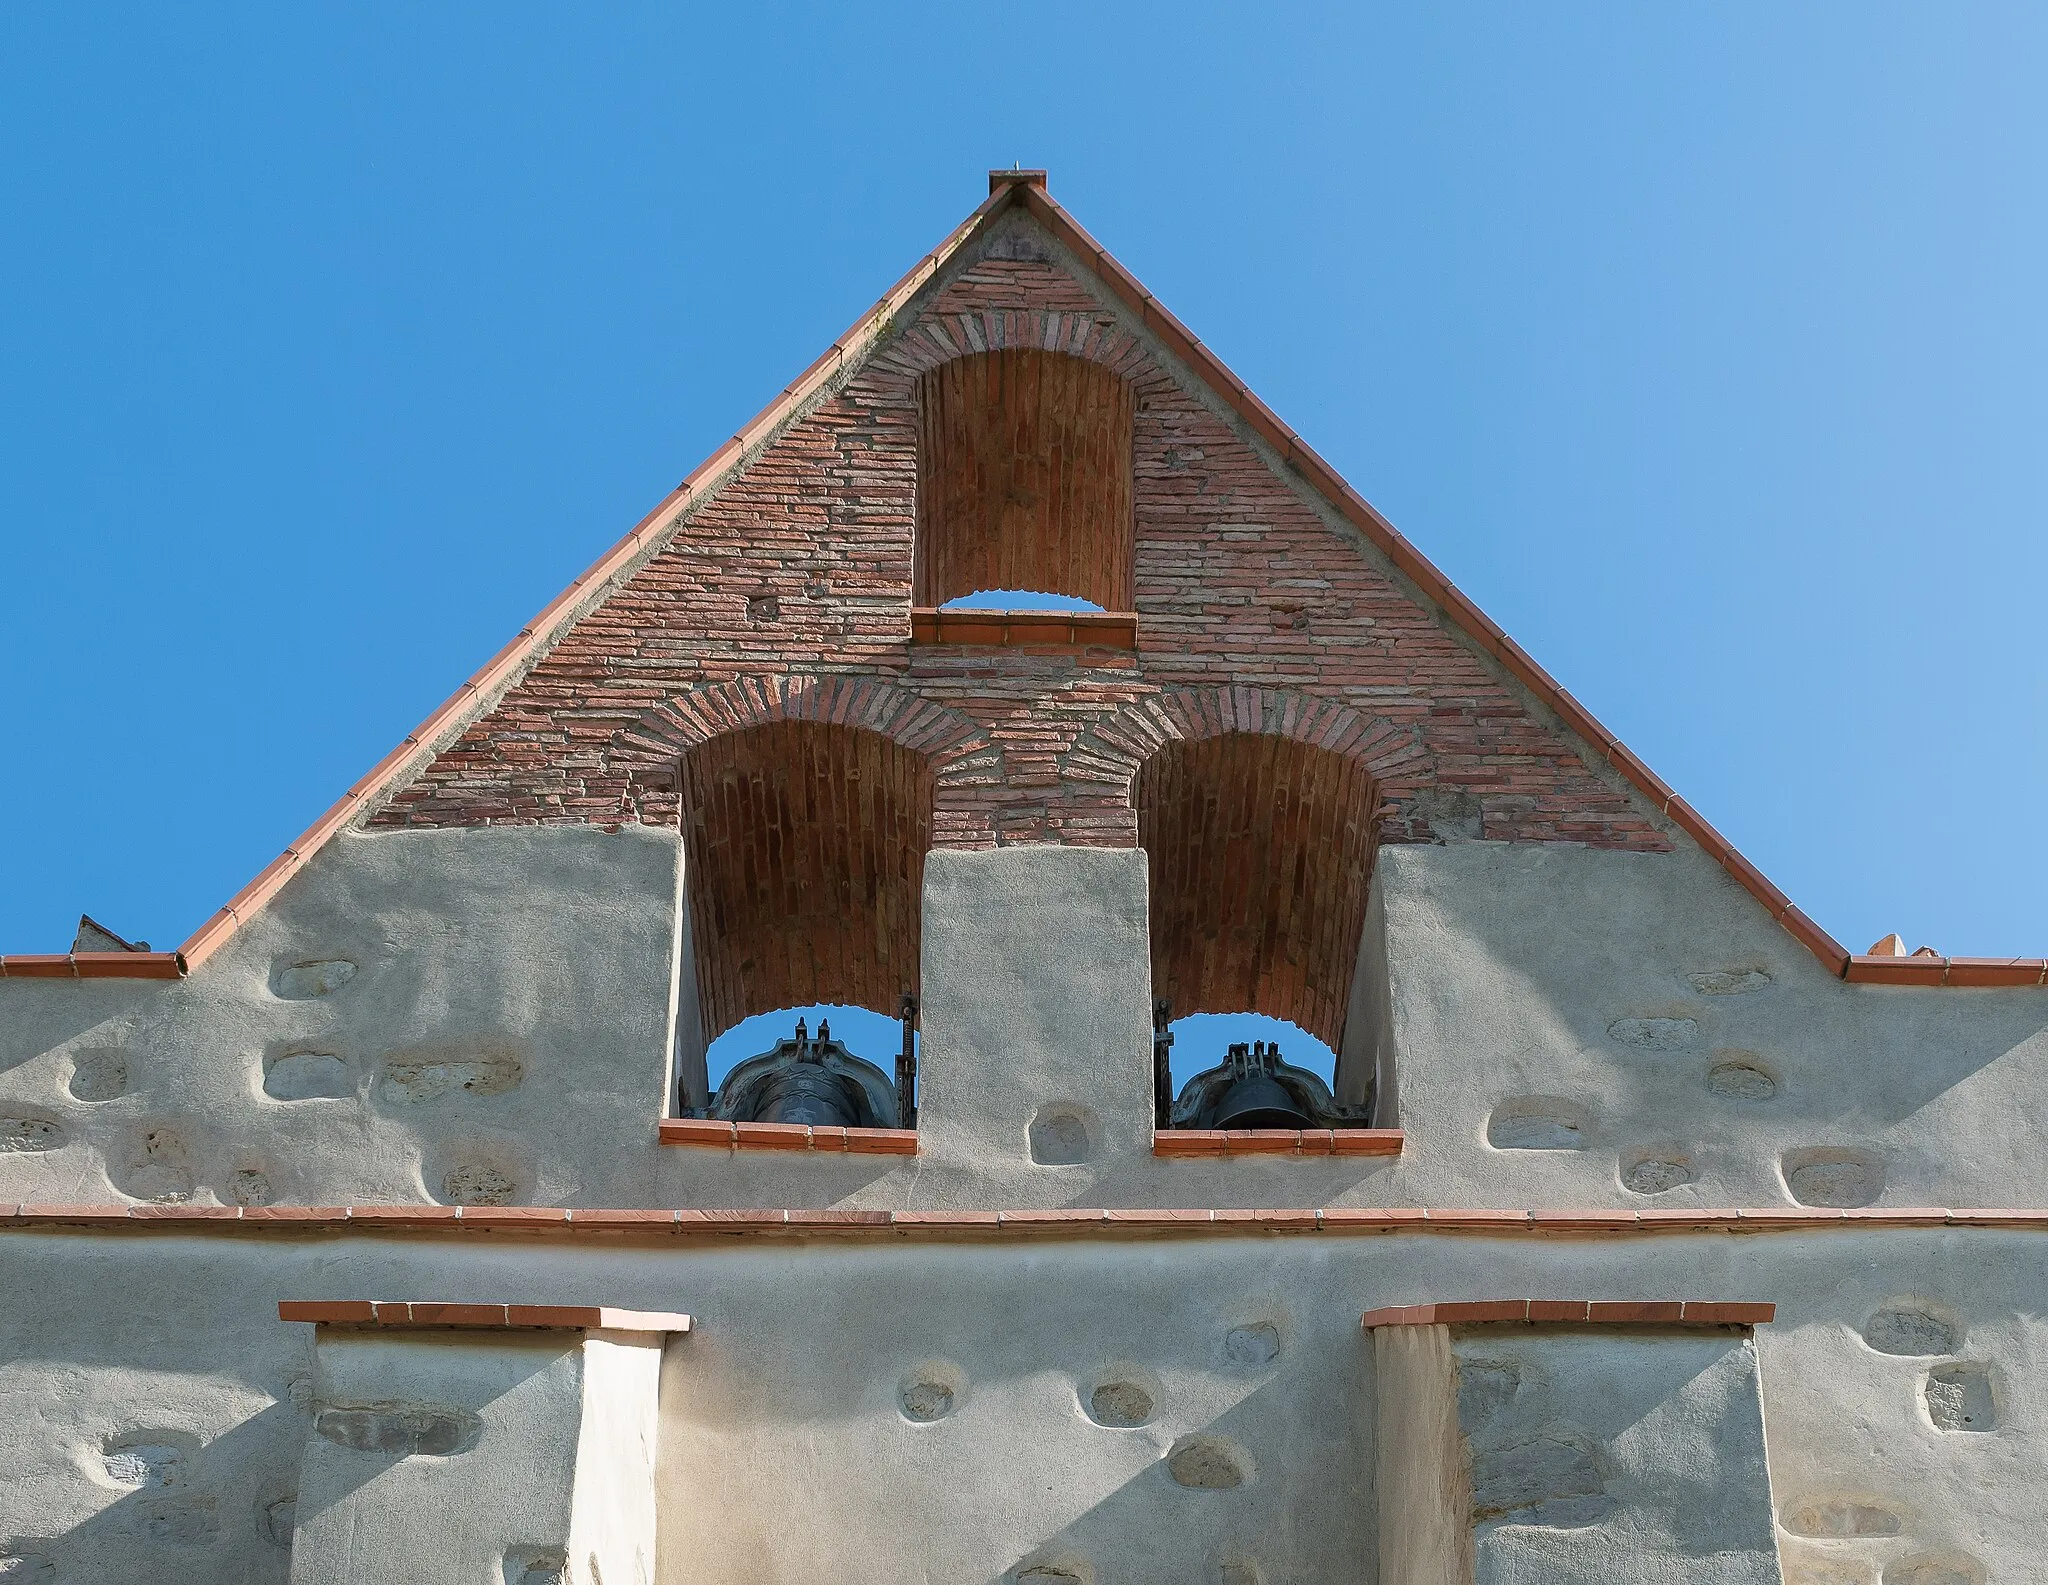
<box><xmin>372</xmin><ymin>228</ymin><xmax>1663</xmax><ymax>862</ymax></box>
<box><xmin>915</xmin><ymin>348</ymin><xmax>1133</xmax><ymax>611</ymax></box>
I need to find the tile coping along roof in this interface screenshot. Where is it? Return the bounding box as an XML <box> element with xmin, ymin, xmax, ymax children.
<box><xmin>5</xmin><ymin>170</ymin><xmax>2029</xmax><ymax>987</ymax></box>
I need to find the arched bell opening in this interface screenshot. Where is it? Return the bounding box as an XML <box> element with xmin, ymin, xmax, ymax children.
<box><xmin>1134</xmin><ymin>732</ymin><xmax>1380</xmax><ymax>1131</ymax></box>
<box><xmin>677</xmin><ymin>719</ymin><xmax>931</xmax><ymax>1126</ymax></box>
<box><xmin>914</xmin><ymin>348</ymin><xmax>1135</xmax><ymax>613</ymax></box>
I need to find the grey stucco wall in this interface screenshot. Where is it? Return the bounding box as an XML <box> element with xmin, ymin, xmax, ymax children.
<box><xmin>2</xmin><ymin>829</ymin><xmax>2046</xmax><ymax>1213</ymax></box>
<box><xmin>0</xmin><ymin>1225</ymin><xmax>2033</xmax><ymax>1583</ymax></box>
<box><xmin>1375</xmin><ymin>839</ymin><xmax>2048</xmax><ymax>1212</ymax></box>
<box><xmin>1453</xmin><ymin>1328</ymin><xmax>1780</xmax><ymax>1585</ymax></box>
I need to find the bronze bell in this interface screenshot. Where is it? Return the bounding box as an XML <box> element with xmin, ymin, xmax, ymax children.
<box><xmin>1167</xmin><ymin>1036</ymin><xmax>1370</xmax><ymax>1132</ymax></box>
<box><xmin>1210</xmin><ymin>1068</ymin><xmax>1315</xmax><ymax>1130</ymax></box>
<box><xmin>705</xmin><ymin>1017</ymin><xmax>903</xmax><ymax>1129</ymax></box>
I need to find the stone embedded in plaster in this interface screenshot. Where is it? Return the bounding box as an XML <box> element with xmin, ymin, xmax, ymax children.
<box><xmin>1924</xmin><ymin>1363</ymin><xmax>1997</xmax><ymax>1432</ymax></box>
<box><xmin>1488</xmin><ymin>1101</ymin><xmax>1585</xmax><ymax>1151</ymax></box>
<box><xmin>314</xmin><ymin>1402</ymin><xmax>483</xmax><ymax>1457</ymax></box>
<box><xmin>100</xmin><ymin>1433</ymin><xmax>187</xmax><ymax>1488</ymax></box>
<box><xmin>1014</xmin><ymin>1557</ymin><xmax>1093</xmax><ymax>1585</ymax></box>
<box><xmin>1456</xmin><ymin>1357</ymin><xmax>1520</xmax><ymax>1432</ymax></box>
<box><xmin>66</xmin><ymin>1048</ymin><xmax>128</xmax><ymax>1102</ymax></box>
<box><xmin>1224</xmin><ymin>1323</ymin><xmax>1281</xmax><ymax>1367</ymax></box>
<box><xmin>1085</xmin><ymin>1380</ymin><xmax>1155</xmax><ymax>1427</ymax></box>
<box><xmin>1467</xmin><ymin>1430</ymin><xmax>1609</xmax><ymax>1525</ymax></box>
<box><xmin>130</xmin><ymin>1496</ymin><xmax>219</xmax><ymax>1545</ymax></box>
<box><xmin>263</xmin><ymin>1049</ymin><xmax>355</xmax><ymax>1102</ymax></box>
<box><xmin>1863</xmin><ymin>1304</ymin><xmax>1961</xmax><ymax>1357</ymax></box>
<box><xmin>260</xmin><ymin>1489</ymin><xmax>296</xmax><ymax>1548</ymax></box>
<box><xmin>110</xmin><ymin>1128</ymin><xmax>193</xmax><ymax>1203</ymax></box>
<box><xmin>503</xmin><ymin>1546</ymin><xmax>568</xmax><ymax>1585</ymax></box>
<box><xmin>1883</xmin><ymin>1554</ymin><xmax>1987</xmax><ymax>1585</ymax></box>
<box><xmin>439</xmin><ymin>1158</ymin><xmax>522</xmax><ymax>1207</ymax></box>
<box><xmin>379</xmin><ymin>1044</ymin><xmax>525</xmax><ymax>1104</ymax></box>
<box><xmin>1165</xmin><ymin>1434</ymin><xmax>1253</xmax><ymax>1489</ymax></box>
<box><xmin>899</xmin><ymin>1361</ymin><xmax>966</xmax><ymax>1423</ymax></box>
<box><xmin>1780</xmin><ymin>1498</ymin><xmax>1904</xmax><ymax>1538</ymax></box>
<box><xmin>228</xmin><ymin>1167</ymin><xmax>274</xmax><ymax>1207</ymax></box>
<box><xmin>1621</xmin><ymin>1150</ymin><xmax>1695</xmax><ymax>1195</ymax></box>
<box><xmin>1027</xmin><ymin>1103</ymin><xmax>1095</xmax><ymax>1165</ymax></box>
<box><xmin>1607</xmin><ymin>1017</ymin><xmax>1698</xmax><ymax>1051</ymax></box>
<box><xmin>1688</xmin><ymin>967</ymin><xmax>1774</xmax><ymax>995</ymax></box>
<box><xmin>1707</xmin><ymin>1055</ymin><xmax>1779</xmax><ymax>1102</ymax></box>
<box><xmin>1783</xmin><ymin>1148</ymin><xmax>1886</xmax><ymax>1209</ymax></box>
<box><xmin>0</xmin><ymin>1117</ymin><xmax>64</xmax><ymax>1153</ymax></box>
<box><xmin>272</xmin><ymin>959</ymin><xmax>358</xmax><ymax>999</ymax></box>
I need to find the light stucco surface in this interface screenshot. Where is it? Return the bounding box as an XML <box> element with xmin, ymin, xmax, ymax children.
<box><xmin>0</xmin><ymin>1226</ymin><xmax>2035</xmax><ymax>1582</ymax></box>
<box><xmin>3</xmin><ymin>831</ymin><xmax>2044</xmax><ymax>1214</ymax></box>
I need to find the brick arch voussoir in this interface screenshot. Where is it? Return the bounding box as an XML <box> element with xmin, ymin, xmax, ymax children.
<box><xmin>873</xmin><ymin>306</ymin><xmax>1150</xmax><ymax>383</ymax></box>
<box><xmin>1064</xmin><ymin>687</ymin><xmax>1431</xmax><ymax>803</ymax></box>
<box><xmin>614</xmin><ymin>675</ymin><xmax>991</xmax><ymax>780</ymax></box>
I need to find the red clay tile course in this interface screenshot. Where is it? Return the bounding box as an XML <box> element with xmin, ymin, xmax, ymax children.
<box><xmin>281</xmin><ymin>1300</ymin><xmax>693</xmax><ymax>1332</ymax></box>
<box><xmin>1152</xmin><ymin>1129</ymin><xmax>1404</xmax><ymax>1158</ymax></box>
<box><xmin>1362</xmin><ymin>1299</ymin><xmax>1773</xmax><ymax>1328</ymax></box>
<box><xmin>656</xmin><ymin>1121</ymin><xmax>919</xmax><ymax>1154</ymax></box>
<box><xmin>11</xmin><ymin>1206</ymin><xmax>2023</xmax><ymax>1241</ymax></box>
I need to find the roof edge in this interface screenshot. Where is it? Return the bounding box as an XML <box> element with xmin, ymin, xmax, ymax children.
<box><xmin>10</xmin><ymin>172</ymin><xmax>2002</xmax><ymax>985</ymax></box>
<box><xmin>1008</xmin><ymin>184</ymin><xmax>1863</xmax><ymax>978</ymax></box>
<box><xmin>160</xmin><ymin>180</ymin><xmax>1025</xmax><ymax>973</ymax></box>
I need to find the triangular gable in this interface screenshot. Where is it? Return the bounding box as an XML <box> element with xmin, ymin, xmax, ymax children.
<box><xmin>27</xmin><ymin>169</ymin><xmax>2016</xmax><ymax>988</ymax></box>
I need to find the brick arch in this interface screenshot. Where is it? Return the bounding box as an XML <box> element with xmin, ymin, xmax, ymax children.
<box><xmin>1136</xmin><ymin>730</ymin><xmax>1380</xmax><ymax>1050</ymax></box>
<box><xmin>1071</xmin><ymin>688</ymin><xmax>1428</xmax><ymax>1050</ymax></box>
<box><xmin>881</xmin><ymin>307</ymin><xmax>1153</xmax><ymax>382</ymax></box>
<box><xmin>679</xmin><ymin>717</ymin><xmax>932</xmax><ymax>1043</ymax></box>
<box><xmin>615</xmin><ymin>674</ymin><xmax>989</xmax><ymax>779</ymax></box>
<box><xmin>1062</xmin><ymin>686</ymin><xmax>1430</xmax><ymax>799</ymax></box>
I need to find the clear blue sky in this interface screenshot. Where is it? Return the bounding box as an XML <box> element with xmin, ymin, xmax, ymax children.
<box><xmin>4</xmin><ymin>3</ymin><xmax>2044</xmax><ymax>965</ymax></box>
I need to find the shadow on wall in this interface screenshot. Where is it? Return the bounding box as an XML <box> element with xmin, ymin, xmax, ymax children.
<box><xmin>653</xmin><ymin>1248</ymin><xmax>1372</xmax><ymax>1584</ymax></box>
<box><xmin>9</xmin><ymin>1399</ymin><xmax>306</xmax><ymax>1581</ymax></box>
<box><xmin>1407</xmin><ymin>845</ymin><xmax>2048</xmax><ymax>1174</ymax></box>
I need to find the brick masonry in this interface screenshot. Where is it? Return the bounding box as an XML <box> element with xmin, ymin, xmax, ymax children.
<box><xmin>365</xmin><ymin>217</ymin><xmax>1668</xmax><ymax>1035</ymax></box>
<box><xmin>371</xmin><ymin>229</ymin><xmax>1663</xmax><ymax>856</ymax></box>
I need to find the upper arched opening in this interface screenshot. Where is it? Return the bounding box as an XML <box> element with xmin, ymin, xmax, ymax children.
<box><xmin>914</xmin><ymin>348</ymin><xmax>1134</xmax><ymax>612</ymax></box>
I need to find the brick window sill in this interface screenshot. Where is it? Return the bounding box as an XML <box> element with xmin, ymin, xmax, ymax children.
<box><xmin>1154</xmin><ymin>1128</ymin><xmax>1404</xmax><ymax>1158</ymax></box>
<box><xmin>658</xmin><ymin>1119</ymin><xmax>918</xmax><ymax>1155</ymax></box>
<box><xmin>909</xmin><ymin>607</ymin><xmax>1137</xmax><ymax>650</ymax></box>
<box><xmin>1361</xmin><ymin>1299</ymin><xmax>1773</xmax><ymax>1328</ymax></box>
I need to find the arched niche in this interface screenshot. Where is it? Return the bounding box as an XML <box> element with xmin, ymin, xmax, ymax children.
<box><xmin>914</xmin><ymin>348</ymin><xmax>1134</xmax><ymax>612</ymax></box>
<box><xmin>681</xmin><ymin>719</ymin><xmax>933</xmax><ymax>1049</ymax></box>
<box><xmin>1134</xmin><ymin>732</ymin><xmax>1377</xmax><ymax>1053</ymax></box>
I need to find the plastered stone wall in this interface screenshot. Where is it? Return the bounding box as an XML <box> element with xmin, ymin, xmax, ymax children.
<box><xmin>0</xmin><ymin>1226</ymin><xmax>2036</xmax><ymax>1583</ymax></box>
<box><xmin>3</xmin><ymin>830</ymin><xmax>2048</xmax><ymax>1212</ymax></box>
<box><xmin>1374</xmin><ymin>840</ymin><xmax>2048</xmax><ymax>1210</ymax></box>
<box><xmin>1451</xmin><ymin>1328</ymin><xmax>1780</xmax><ymax>1584</ymax></box>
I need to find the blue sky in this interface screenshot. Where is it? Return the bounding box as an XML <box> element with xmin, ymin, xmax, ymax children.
<box><xmin>4</xmin><ymin>2</ymin><xmax>2045</xmax><ymax>986</ymax></box>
